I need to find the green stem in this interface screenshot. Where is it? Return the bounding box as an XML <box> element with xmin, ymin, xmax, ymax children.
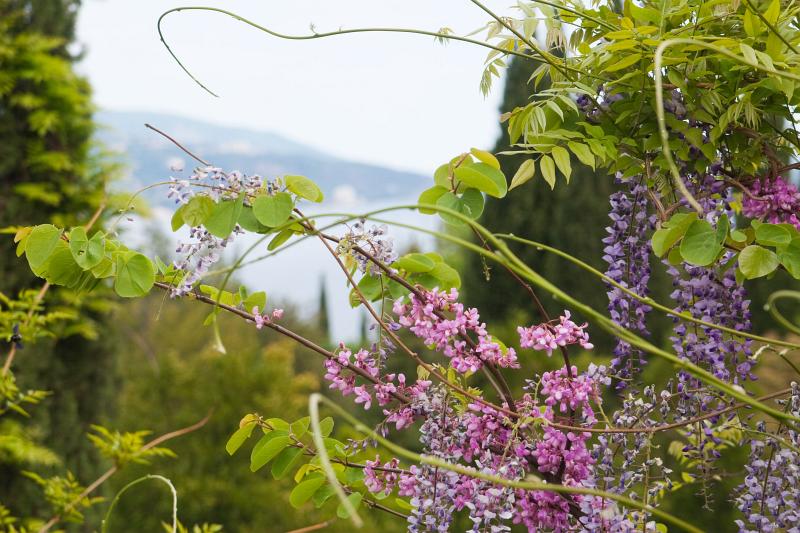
<box><xmin>497</xmin><ymin>233</ymin><xmax>800</xmax><ymax>350</ymax></box>
<box><xmin>101</xmin><ymin>474</ymin><xmax>177</xmax><ymax>533</ymax></box>
<box><xmin>157</xmin><ymin>6</ymin><xmax>547</xmax><ymax>97</ymax></box>
<box><xmin>766</xmin><ymin>290</ymin><xmax>800</xmax><ymax>335</ymax></box>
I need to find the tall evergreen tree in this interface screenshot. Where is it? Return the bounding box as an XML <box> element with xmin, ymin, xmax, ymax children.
<box><xmin>0</xmin><ymin>1</ymin><xmax>119</xmax><ymax>524</ymax></box>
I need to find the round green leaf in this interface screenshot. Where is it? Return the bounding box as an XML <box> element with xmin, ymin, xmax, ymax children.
<box><xmin>461</xmin><ymin>188</ymin><xmax>485</xmax><ymax>219</ymax></box>
<box><xmin>253</xmin><ymin>192</ymin><xmax>294</xmax><ymax>227</ymax></box>
<box><xmin>755</xmin><ymin>223</ymin><xmax>792</xmax><ymax>247</ymax></box>
<box><xmin>237</xmin><ymin>206</ymin><xmax>270</xmax><ymax>233</ymax></box>
<box><xmin>739</xmin><ymin>245</ymin><xmax>780</xmax><ymax>279</ymax></box>
<box><xmin>205</xmin><ymin>196</ymin><xmax>244</xmax><ymax>238</ymax></box>
<box><xmin>285</xmin><ymin>175</ymin><xmax>323</xmax><ymax>203</ymax></box>
<box><xmin>779</xmin><ymin>238</ymin><xmax>800</xmax><ymax>279</ymax></box>
<box><xmin>418</xmin><ymin>185</ymin><xmax>448</xmax><ymax>214</ymax></box>
<box><xmin>114</xmin><ymin>251</ymin><xmax>155</xmax><ymax>298</ymax></box>
<box><xmin>69</xmin><ymin>227</ymin><xmax>105</xmax><ymax>270</ymax></box>
<box><xmin>394</xmin><ymin>253</ymin><xmax>436</xmax><ymax>273</ymax></box>
<box><xmin>46</xmin><ymin>245</ymin><xmax>83</xmax><ymax>287</ymax></box>
<box><xmin>25</xmin><ymin>224</ymin><xmax>62</xmax><ymax>271</ymax></box>
<box><xmin>680</xmin><ymin>220</ymin><xmax>722</xmax><ymax>266</ymax></box>
<box><xmin>182</xmin><ymin>195</ymin><xmax>215</xmax><ymax>227</ymax></box>
<box><xmin>453</xmin><ymin>162</ymin><xmax>507</xmax><ymax>198</ymax></box>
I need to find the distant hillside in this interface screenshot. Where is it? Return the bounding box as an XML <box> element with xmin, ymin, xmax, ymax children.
<box><xmin>96</xmin><ymin>110</ymin><xmax>428</xmax><ymax>204</ymax></box>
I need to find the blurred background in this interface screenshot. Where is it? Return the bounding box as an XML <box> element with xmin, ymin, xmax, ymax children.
<box><xmin>1</xmin><ymin>1</ymin><xmax>798</xmax><ymax>532</ymax></box>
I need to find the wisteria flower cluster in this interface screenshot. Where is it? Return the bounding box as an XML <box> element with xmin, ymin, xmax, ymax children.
<box><xmin>338</xmin><ymin>219</ymin><xmax>398</xmax><ymax>274</ymax></box>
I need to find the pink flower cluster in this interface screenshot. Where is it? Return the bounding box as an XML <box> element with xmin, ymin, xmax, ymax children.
<box><xmin>513</xmin><ymin>364</ymin><xmax>599</xmax><ymax>531</ymax></box>
<box><xmin>364</xmin><ymin>455</ymin><xmax>401</xmax><ymax>495</ymax></box>
<box><xmin>742</xmin><ymin>176</ymin><xmax>800</xmax><ymax>229</ymax></box>
<box><xmin>540</xmin><ymin>365</ymin><xmax>599</xmax><ymax>419</ymax></box>
<box><xmin>392</xmin><ymin>288</ymin><xmax>519</xmax><ymax>373</ymax></box>
<box><xmin>323</xmin><ymin>343</ymin><xmax>431</xmax><ymax>430</ymax></box>
<box><xmin>251</xmin><ymin>306</ymin><xmax>283</xmax><ymax>329</ymax></box>
<box><xmin>517</xmin><ymin>311</ymin><xmax>594</xmax><ymax>356</ymax></box>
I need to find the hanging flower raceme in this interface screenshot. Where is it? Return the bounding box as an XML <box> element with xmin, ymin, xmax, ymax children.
<box><xmin>602</xmin><ymin>177</ymin><xmax>656</xmax><ymax>386</ymax></box>
<box><xmin>742</xmin><ymin>176</ymin><xmax>800</xmax><ymax>230</ymax></box>
<box><xmin>337</xmin><ymin>219</ymin><xmax>398</xmax><ymax>275</ymax></box>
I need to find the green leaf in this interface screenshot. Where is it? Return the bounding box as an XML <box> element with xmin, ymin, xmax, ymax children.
<box><xmin>740</xmin><ymin>43</ymin><xmax>758</xmax><ymax>65</ymax></box>
<box><xmin>285</xmin><ymin>175</ymin><xmax>324</xmax><ymax>203</ymax></box>
<box><xmin>182</xmin><ymin>196</ymin><xmax>215</xmax><ymax>227</ymax></box>
<box><xmin>270</xmin><ymin>447</ymin><xmax>304</xmax><ymax>479</ymax></box>
<box><xmin>540</xmin><ymin>155</ymin><xmax>556</xmax><ymax>189</ymax></box>
<box><xmin>171</xmin><ymin>204</ymin><xmax>186</xmax><ymax>231</ymax></box>
<box><xmin>268</xmin><ymin>229</ymin><xmax>294</xmax><ymax>251</ymax></box>
<box><xmin>551</xmin><ymin>146</ymin><xmax>572</xmax><ymax>183</ymax></box>
<box><xmin>312</xmin><ymin>485</ymin><xmax>336</xmax><ymax>508</ymax></box>
<box><xmin>755</xmin><ymin>223</ymin><xmax>792</xmax><ymax>247</ymax></box>
<box><xmin>25</xmin><ymin>224</ymin><xmax>62</xmax><ymax>271</ymax></box>
<box><xmin>253</xmin><ymin>192</ymin><xmax>294</xmax><ymax>227</ymax></box>
<box><xmin>250</xmin><ymin>432</ymin><xmax>291</xmax><ymax>472</ymax></box>
<box><xmin>779</xmin><ymin>238</ymin><xmax>800</xmax><ymax>279</ymax></box>
<box><xmin>461</xmin><ymin>188</ymin><xmax>484</xmax><ymax>219</ymax></box>
<box><xmin>114</xmin><ymin>252</ymin><xmax>155</xmax><ymax>298</ymax></box>
<box><xmin>357</xmin><ymin>274</ymin><xmax>383</xmax><ymax>301</ymax></box>
<box><xmin>243</xmin><ymin>291</ymin><xmax>267</xmax><ymax>312</ymax></box>
<box><xmin>509</xmin><ymin>159</ymin><xmax>536</xmax><ymax>190</ymax></box>
<box><xmin>226</xmin><ymin>422</ymin><xmax>256</xmax><ymax>455</ymax></box>
<box><xmin>680</xmin><ymin>220</ymin><xmax>722</xmax><ymax>266</ymax></box>
<box><xmin>651</xmin><ymin>213</ymin><xmax>697</xmax><ymax>257</ymax></box>
<box><xmin>318</xmin><ymin>417</ymin><xmax>335</xmax><ymax>438</ymax></box>
<box><xmin>69</xmin><ymin>227</ymin><xmax>105</xmax><ymax>270</ymax></box>
<box><xmin>469</xmin><ymin>148</ymin><xmax>500</xmax><ymax>169</ymax></box>
<box><xmin>418</xmin><ymin>186</ymin><xmax>448</xmax><ymax>214</ymax></box>
<box><xmin>453</xmin><ymin>163</ymin><xmax>507</xmax><ymax>198</ymax></box>
<box><xmin>605</xmin><ymin>53</ymin><xmax>641</xmax><ymax>72</ymax></box>
<box><xmin>567</xmin><ymin>141</ymin><xmax>595</xmax><ymax>169</ymax></box>
<box><xmin>46</xmin><ymin>246</ymin><xmax>83</xmax><ymax>287</ymax></box>
<box><xmin>336</xmin><ymin>492</ymin><xmax>363</xmax><ymax>519</ymax></box>
<box><xmin>739</xmin><ymin>245</ymin><xmax>780</xmax><ymax>279</ymax></box>
<box><xmin>435</xmin><ymin>192</ymin><xmax>467</xmax><ymax>226</ymax></box>
<box><xmin>430</xmin><ymin>262</ymin><xmax>461</xmax><ymax>289</ymax></box>
<box><xmin>433</xmin><ymin>164</ymin><xmax>452</xmax><ymax>189</ymax></box>
<box><xmin>205</xmin><ymin>196</ymin><xmax>244</xmax><ymax>238</ymax></box>
<box><xmin>289</xmin><ymin>476</ymin><xmax>326</xmax><ymax>508</ymax></box>
<box><xmin>394</xmin><ymin>253</ymin><xmax>436</xmax><ymax>273</ymax></box>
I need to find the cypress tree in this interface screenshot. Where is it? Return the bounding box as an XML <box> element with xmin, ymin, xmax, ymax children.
<box><xmin>463</xmin><ymin>58</ymin><xmax>673</xmax><ymax>349</ymax></box>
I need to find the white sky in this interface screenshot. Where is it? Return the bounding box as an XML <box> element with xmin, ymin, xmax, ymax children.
<box><xmin>76</xmin><ymin>0</ymin><xmax>511</xmax><ymax>174</ymax></box>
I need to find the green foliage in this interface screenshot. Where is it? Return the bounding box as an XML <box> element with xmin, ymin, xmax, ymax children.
<box><xmin>86</xmin><ymin>426</ymin><xmax>175</xmax><ymax>468</ymax></box>
<box><xmin>418</xmin><ymin>149</ymin><xmax>507</xmax><ymax>226</ymax></box>
<box><xmin>652</xmin><ymin>214</ymin><xmax>800</xmax><ymax>280</ymax></box>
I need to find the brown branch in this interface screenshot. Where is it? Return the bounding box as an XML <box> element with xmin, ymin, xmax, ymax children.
<box><xmin>145</xmin><ymin>123</ymin><xmax>210</xmax><ymax>166</ymax></box>
<box><xmin>152</xmin><ymin>281</ymin><xmax>410</xmax><ymax>405</ymax></box>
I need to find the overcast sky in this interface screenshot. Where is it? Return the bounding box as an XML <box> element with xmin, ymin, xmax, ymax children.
<box><xmin>76</xmin><ymin>0</ymin><xmax>511</xmax><ymax>174</ymax></box>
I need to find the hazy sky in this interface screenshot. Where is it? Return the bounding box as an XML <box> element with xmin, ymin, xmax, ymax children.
<box><xmin>76</xmin><ymin>1</ymin><xmax>512</xmax><ymax>174</ymax></box>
